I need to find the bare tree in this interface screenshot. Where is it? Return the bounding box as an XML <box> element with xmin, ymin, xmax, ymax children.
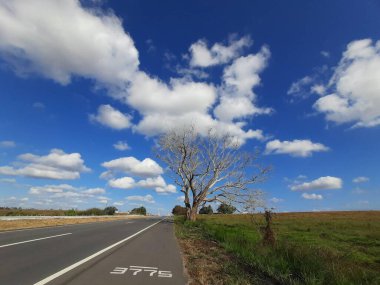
<box><xmin>155</xmin><ymin>127</ymin><xmax>270</xmax><ymax>221</ymax></box>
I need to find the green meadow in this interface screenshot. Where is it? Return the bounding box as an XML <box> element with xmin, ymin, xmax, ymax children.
<box><xmin>176</xmin><ymin>211</ymin><xmax>380</xmax><ymax>284</ymax></box>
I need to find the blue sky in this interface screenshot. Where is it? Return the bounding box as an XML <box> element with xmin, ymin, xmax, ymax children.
<box><xmin>0</xmin><ymin>0</ymin><xmax>379</xmax><ymax>214</ymax></box>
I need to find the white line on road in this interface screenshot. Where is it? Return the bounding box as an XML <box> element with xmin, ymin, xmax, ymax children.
<box><xmin>0</xmin><ymin>233</ymin><xmax>72</xmax><ymax>248</ymax></box>
<box><xmin>34</xmin><ymin>219</ymin><xmax>164</xmax><ymax>285</ymax></box>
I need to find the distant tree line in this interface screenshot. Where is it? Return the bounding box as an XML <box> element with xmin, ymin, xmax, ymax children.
<box><xmin>172</xmin><ymin>202</ymin><xmax>236</xmax><ymax>216</ymax></box>
<box><xmin>0</xmin><ymin>206</ymin><xmax>118</xmax><ymax>216</ymax></box>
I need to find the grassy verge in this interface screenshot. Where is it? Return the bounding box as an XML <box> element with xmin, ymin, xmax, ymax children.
<box><xmin>175</xmin><ymin>216</ymin><xmax>275</xmax><ymax>285</ymax></box>
<box><xmin>175</xmin><ymin>211</ymin><xmax>380</xmax><ymax>285</ymax></box>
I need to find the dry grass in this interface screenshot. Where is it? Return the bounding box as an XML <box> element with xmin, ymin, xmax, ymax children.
<box><xmin>0</xmin><ymin>216</ymin><xmax>130</xmax><ymax>231</ymax></box>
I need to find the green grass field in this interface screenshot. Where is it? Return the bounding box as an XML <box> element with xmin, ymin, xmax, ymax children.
<box><xmin>176</xmin><ymin>211</ymin><xmax>380</xmax><ymax>284</ymax></box>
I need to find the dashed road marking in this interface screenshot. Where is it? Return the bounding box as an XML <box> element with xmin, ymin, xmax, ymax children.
<box><xmin>33</xmin><ymin>219</ymin><xmax>164</xmax><ymax>285</ymax></box>
<box><xmin>0</xmin><ymin>233</ymin><xmax>72</xmax><ymax>248</ymax></box>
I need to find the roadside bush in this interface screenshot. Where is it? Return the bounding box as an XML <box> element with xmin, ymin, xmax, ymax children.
<box><xmin>81</xmin><ymin>208</ymin><xmax>104</xmax><ymax>216</ymax></box>
<box><xmin>64</xmin><ymin>209</ymin><xmax>77</xmax><ymax>216</ymax></box>
<box><xmin>130</xmin><ymin>206</ymin><xmax>146</xmax><ymax>215</ymax></box>
<box><xmin>217</xmin><ymin>203</ymin><xmax>236</xmax><ymax>214</ymax></box>
<box><xmin>104</xmin><ymin>206</ymin><xmax>117</xmax><ymax>215</ymax></box>
<box><xmin>199</xmin><ymin>205</ymin><xmax>213</xmax><ymax>214</ymax></box>
<box><xmin>172</xmin><ymin>205</ymin><xmax>187</xmax><ymax>215</ymax></box>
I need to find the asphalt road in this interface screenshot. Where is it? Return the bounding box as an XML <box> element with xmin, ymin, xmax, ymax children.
<box><xmin>0</xmin><ymin>218</ymin><xmax>187</xmax><ymax>285</ymax></box>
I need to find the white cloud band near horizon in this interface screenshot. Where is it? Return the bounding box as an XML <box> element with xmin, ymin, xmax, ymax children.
<box><xmin>291</xmin><ymin>176</ymin><xmax>342</xmax><ymax>191</ymax></box>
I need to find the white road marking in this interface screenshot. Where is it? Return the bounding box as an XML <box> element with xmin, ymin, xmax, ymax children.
<box><xmin>33</xmin><ymin>219</ymin><xmax>164</xmax><ymax>285</ymax></box>
<box><xmin>110</xmin><ymin>265</ymin><xmax>172</xmax><ymax>278</ymax></box>
<box><xmin>0</xmin><ymin>233</ymin><xmax>72</xmax><ymax>248</ymax></box>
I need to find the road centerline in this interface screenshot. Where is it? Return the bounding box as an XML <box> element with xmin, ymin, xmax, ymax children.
<box><xmin>33</xmin><ymin>218</ymin><xmax>164</xmax><ymax>285</ymax></box>
<box><xmin>0</xmin><ymin>233</ymin><xmax>72</xmax><ymax>248</ymax></box>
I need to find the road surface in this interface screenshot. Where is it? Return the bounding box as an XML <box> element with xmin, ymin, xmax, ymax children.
<box><xmin>0</xmin><ymin>217</ymin><xmax>187</xmax><ymax>285</ymax></box>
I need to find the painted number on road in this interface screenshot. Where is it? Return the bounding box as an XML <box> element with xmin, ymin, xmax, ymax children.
<box><xmin>110</xmin><ymin>266</ymin><xmax>172</xmax><ymax>278</ymax></box>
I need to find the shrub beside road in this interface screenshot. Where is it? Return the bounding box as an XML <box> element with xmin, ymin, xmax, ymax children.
<box><xmin>175</xmin><ymin>211</ymin><xmax>380</xmax><ymax>284</ymax></box>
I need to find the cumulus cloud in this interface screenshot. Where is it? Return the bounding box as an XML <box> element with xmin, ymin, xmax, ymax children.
<box><xmin>214</xmin><ymin>46</ymin><xmax>272</xmax><ymax>122</ymax></box>
<box><xmin>25</xmin><ymin>183</ymin><xmax>108</xmax><ymax>209</ymax></box>
<box><xmin>108</xmin><ymin>175</ymin><xmax>176</xmax><ymax>194</ymax></box>
<box><xmin>352</xmin><ymin>176</ymin><xmax>369</xmax><ymax>183</ymax></box>
<box><xmin>189</xmin><ymin>36</ymin><xmax>252</xmax><ymax>67</ymax></box>
<box><xmin>113</xmin><ymin>141</ymin><xmax>130</xmax><ymax>151</ymax></box>
<box><xmin>0</xmin><ymin>1</ymin><xmax>272</xmax><ymax>146</ymax></box>
<box><xmin>89</xmin><ymin>105</ymin><xmax>131</xmax><ymax>130</ymax></box>
<box><xmin>102</xmin><ymin>156</ymin><xmax>163</xmax><ymax>178</ymax></box>
<box><xmin>0</xmin><ymin>149</ymin><xmax>90</xmax><ymax>179</ymax></box>
<box><xmin>291</xmin><ymin>176</ymin><xmax>342</xmax><ymax>191</ymax></box>
<box><xmin>265</xmin><ymin>139</ymin><xmax>329</xmax><ymax>157</ymax></box>
<box><xmin>302</xmin><ymin>193</ymin><xmax>323</xmax><ymax>200</ymax></box>
<box><xmin>108</xmin><ymin>176</ymin><xmax>136</xmax><ymax>189</ymax></box>
<box><xmin>0</xmin><ymin>140</ymin><xmax>16</xmax><ymax>148</ymax></box>
<box><xmin>314</xmin><ymin>39</ymin><xmax>380</xmax><ymax>128</ymax></box>
<box><xmin>0</xmin><ymin>0</ymin><xmax>139</xmax><ymax>85</ymax></box>
<box><xmin>126</xmin><ymin>194</ymin><xmax>155</xmax><ymax>204</ymax></box>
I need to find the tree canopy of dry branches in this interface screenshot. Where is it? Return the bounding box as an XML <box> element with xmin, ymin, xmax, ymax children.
<box><xmin>155</xmin><ymin>127</ymin><xmax>270</xmax><ymax>221</ymax></box>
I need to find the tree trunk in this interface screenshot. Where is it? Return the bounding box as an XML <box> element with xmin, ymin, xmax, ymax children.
<box><xmin>186</xmin><ymin>206</ymin><xmax>198</xmax><ymax>221</ymax></box>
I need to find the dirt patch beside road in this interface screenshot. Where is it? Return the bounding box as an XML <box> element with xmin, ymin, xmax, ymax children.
<box><xmin>0</xmin><ymin>216</ymin><xmax>139</xmax><ymax>231</ymax></box>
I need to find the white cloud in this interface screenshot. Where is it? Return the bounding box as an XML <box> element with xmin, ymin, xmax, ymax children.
<box><xmin>98</xmin><ymin>198</ymin><xmax>109</xmax><ymax>204</ymax></box>
<box><xmin>0</xmin><ymin>178</ymin><xmax>16</xmax><ymax>183</ymax></box>
<box><xmin>126</xmin><ymin>45</ymin><xmax>269</xmax><ymax>145</ymax></box>
<box><xmin>0</xmin><ymin>149</ymin><xmax>90</xmax><ymax>179</ymax></box>
<box><xmin>127</xmin><ymin>72</ymin><xmax>216</xmax><ymax>118</ymax></box>
<box><xmin>155</xmin><ymin>184</ymin><xmax>177</xmax><ymax>194</ymax></box>
<box><xmin>321</xmin><ymin>51</ymin><xmax>330</xmax><ymax>58</ymax></box>
<box><xmin>83</xmin><ymin>188</ymin><xmax>106</xmax><ymax>195</ymax></box>
<box><xmin>108</xmin><ymin>176</ymin><xmax>136</xmax><ymax>189</ymax></box>
<box><xmin>0</xmin><ymin>2</ymin><xmax>271</xmax><ymax>147</ymax></box>
<box><xmin>102</xmin><ymin>156</ymin><xmax>163</xmax><ymax>177</ymax></box>
<box><xmin>0</xmin><ymin>0</ymin><xmax>139</xmax><ymax>86</ymax></box>
<box><xmin>265</xmin><ymin>139</ymin><xmax>329</xmax><ymax>157</ymax></box>
<box><xmin>126</xmin><ymin>194</ymin><xmax>155</xmax><ymax>204</ymax></box>
<box><xmin>108</xmin><ymin>175</ymin><xmax>176</xmax><ymax>194</ymax></box>
<box><xmin>352</xmin><ymin>176</ymin><xmax>369</xmax><ymax>183</ymax></box>
<box><xmin>314</xmin><ymin>39</ymin><xmax>380</xmax><ymax>128</ymax></box>
<box><xmin>90</xmin><ymin>105</ymin><xmax>131</xmax><ymax>130</ymax></box>
<box><xmin>113</xmin><ymin>201</ymin><xmax>124</xmax><ymax>206</ymax></box>
<box><xmin>302</xmin><ymin>193</ymin><xmax>323</xmax><ymax>200</ymax></box>
<box><xmin>113</xmin><ymin>141</ymin><xmax>130</xmax><ymax>151</ymax></box>
<box><xmin>189</xmin><ymin>36</ymin><xmax>252</xmax><ymax>67</ymax></box>
<box><xmin>310</xmin><ymin>84</ymin><xmax>326</xmax><ymax>96</ymax></box>
<box><xmin>0</xmin><ymin>140</ymin><xmax>16</xmax><ymax>148</ymax></box>
<box><xmin>287</xmin><ymin>76</ymin><xmax>313</xmax><ymax>97</ymax></box>
<box><xmin>214</xmin><ymin>46</ymin><xmax>272</xmax><ymax>122</ymax></box>
<box><xmin>29</xmin><ymin>184</ymin><xmax>74</xmax><ymax>195</ymax></box>
<box><xmin>291</xmin><ymin>176</ymin><xmax>342</xmax><ymax>191</ymax></box>
<box><xmin>269</xmin><ymin>197</ymin><xmax>284</xmax><ymax>203</ymax></box>
<box><xmin>24</xmin><ymin>183</ymin><xmax>108</xmax><ymax>209</ymax></box>
<box><xmin>176</xmin><ymin>195</ymin><xmax>185</xmax><ymax>202</ymax></box>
